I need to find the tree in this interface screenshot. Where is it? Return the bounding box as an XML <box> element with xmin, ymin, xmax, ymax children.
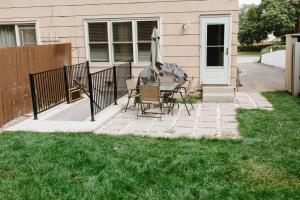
<box><xmin>238</xmin><ymin>4</ymin><xmax>267</xmax><ymax>45</ymax></box>
<box><xmin>260</xmin><ymin>0</ymin><xmax>297</xmax><ymax>37</ymax></box>
<box><xmin>238</xmin><ymin>0</ymin><xmax>298</xmax><ymax>45</ymax></box>
<box><xmin>289</xmin><ymin>0</ymin><xmax>300</xmax><ymax>32</ymax></box>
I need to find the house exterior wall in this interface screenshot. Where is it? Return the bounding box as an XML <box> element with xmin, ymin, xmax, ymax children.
<box><xmin>0</xmin><ymin>0</ymin><xmax>239</xmax><ymax>87</ymax></box>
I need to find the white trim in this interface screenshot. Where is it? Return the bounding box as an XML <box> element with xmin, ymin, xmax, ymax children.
<box><xmin>15</xmin><ymin>24</ymin><xmax>20</xmax><ymax>46</ymax></box>
<box><xmin>84</xmin><ymin>17</ymin><xmax>161</xmax><ymax>67</ymax></box>
<box><xmin>200</xmin><ymin>15</ymin><xmax>232</xmax><ymax>85</ymax></box>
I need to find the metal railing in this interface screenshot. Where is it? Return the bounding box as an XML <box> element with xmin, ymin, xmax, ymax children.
<box><xmin>89</xmin><ymin>61</ymin><xmax>132</xmax><ymax>121</ymax></box>
<box><xmin>29</xmin><ymin>68</ymin><xmax>67</xmax><ymax>119</ymax></box>
<box><xmin>29</xmin><ymin>61</ymin><xmax>132</xmax><ymax>121</ymax></box>
<box><xmin>64</xmin><ymin>62</ymin><xmax>89</xmax><ymax>103</ymax></box>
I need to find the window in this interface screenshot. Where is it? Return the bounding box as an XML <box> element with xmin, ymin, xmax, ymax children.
<box><xmin>0</xmin><ymin>25</ymin><xmax>16</xmax><ymax>47</ymax></box>
<box><xmin>88</xmin><ymin>22</ymin><xmax>109</xmax><ymax>62</ymax></box>
<box><xmin>0</xmin><ymin>23</ymin><xmax>37</xmax><ymax>48</ymax></box>
<box><xmin>112</xmin><ymin>22</ymin><xmax>133</xmax><ymax>62</ymax></box>
<box><xmin>137</xmin><ymin>21</ymin><xmax>157</xmax><ymax>62</ymax></box>
<box><xmin>18</xmin><ymin>24</ymin><xmax>37</xmax><ymax>46</ymax></box>
<box><xmin>86</xmin><ymin>19</ymin><xmax>159</xmax><ymax>64</ymax></box>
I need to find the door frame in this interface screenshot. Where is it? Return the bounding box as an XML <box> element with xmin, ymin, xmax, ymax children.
<box><xmin>200</xmin><ymin>15</ymin><xmax>232</xmax><ymax>85</ymax></box>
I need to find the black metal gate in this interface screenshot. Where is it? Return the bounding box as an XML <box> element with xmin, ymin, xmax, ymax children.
<box><xmin>88</xmin><ymin>62</ymin><xmax>132</xmax><ymax>121</ymax></box>
<box><xmin>29</xmin><ymin>61</ymin><xmax>132</xmax><ymax>121</ymax></box>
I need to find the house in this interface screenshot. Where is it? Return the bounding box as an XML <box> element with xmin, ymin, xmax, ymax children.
<box><xmin>0</xmin><ymin>0</ymin><xmax>239</xmax><ymax>97</ymax></box>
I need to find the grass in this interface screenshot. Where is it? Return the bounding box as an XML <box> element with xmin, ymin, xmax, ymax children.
<box><xmin>0</xmin><ymin>91</ymin><xmax>300</xmax><ymax>199</ymax></box>
<box><xmin>176</xmin><ymin>96</ymin><xmax>199</xmax><ymax>104</ymax></box>
<box><xmin>238</xmin><ymin>51</ymin><xmax>261</xmax><ymax>56</ymax></box>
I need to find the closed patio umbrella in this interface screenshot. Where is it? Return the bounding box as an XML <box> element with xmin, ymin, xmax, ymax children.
<box><xmin>151</xmin><ymin>27</ymin><xmax>163</xmax><ymax>76</ymax></box>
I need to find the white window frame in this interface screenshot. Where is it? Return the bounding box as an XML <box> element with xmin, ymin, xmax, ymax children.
<box><xmin>0</xmin><ymin>20</ymin><xmax>40</xmax><ymax>47</ymax></box>
<box><xmin>84</xmin><ymin>17</ymin><xmax>161</xmax><ymax>67</ymax></box>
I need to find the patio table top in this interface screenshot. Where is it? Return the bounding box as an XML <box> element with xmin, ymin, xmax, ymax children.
<box><xmin>145</xmin><ymin>82</ymin><xmax>179</xmax><ymax>92</ymax></box>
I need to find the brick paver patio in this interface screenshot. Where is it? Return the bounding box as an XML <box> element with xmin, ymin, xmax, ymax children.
<box><xmin>96</xmin><ymin>92</ymin><xmax>272</xmax><ymax>139</ymax></box>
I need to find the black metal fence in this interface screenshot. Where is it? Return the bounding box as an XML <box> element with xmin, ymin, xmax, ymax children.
<box><xmin>64</xmin><ymin>62</ymin><xmax>89</xmax><ymax>103</ymax></box>
<box><xmin>89</xmin><ymin>62</ymin><xmax>132</xmax><ymax>121</ymax></box>
<box><xmin>29</xmin><ymin>61</ymin><xmax>132</xmax><ymax>121</ymax></box>
<box><xmin>29</xmin><ymin>68</ymin><xmax>67</xmax><ymax>119</ymax></box>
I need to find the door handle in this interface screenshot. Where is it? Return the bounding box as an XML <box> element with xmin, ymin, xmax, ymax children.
<box><xmin>226</xmin><ymin>48</ymin><xmax>229</xmax><ymax>55</ymax></box>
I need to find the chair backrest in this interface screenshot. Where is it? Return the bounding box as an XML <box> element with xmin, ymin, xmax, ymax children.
<box><xmin>158</xmin><ymin>76</ymin><xmax>174</xmax><ymax>83</ymax></box>
<box><xmin>183</xmin><ymin>77</ymin><xmax>194</xmax><ymax>98</ymax></box>
<box><xmin>126</xmin><ymin>78</ymin><xmax>137</xmax><ymax>91</ymax></box>
<box><xmin>140</xmin><ymin>85</ymin><xmax>160</xmax><ymax>103</ymax></box>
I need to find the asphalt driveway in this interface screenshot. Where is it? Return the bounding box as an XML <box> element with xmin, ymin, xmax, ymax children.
<box><xmin>237</xmin><ymin>62</ymin><xmax>285</xmax><ymax>92</ymax></box>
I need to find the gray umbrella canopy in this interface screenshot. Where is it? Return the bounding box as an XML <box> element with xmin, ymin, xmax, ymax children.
<box><xmin>139</xmin><ymin>28</ymin><xmax>188</xmax><ymax>85</ymax></box>
<box><xmin>151</xmin><ymin>27</ymin><xmax>163</xmax><ymax>75</ymax></box>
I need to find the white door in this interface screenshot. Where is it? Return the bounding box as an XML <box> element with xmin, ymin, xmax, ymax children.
<box><xmin>200</xmin><ymin>16</ymin><xmax>231</xmax><ymax>85</ymax></box>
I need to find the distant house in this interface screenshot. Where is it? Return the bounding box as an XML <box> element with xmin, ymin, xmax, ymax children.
<box><xmin>0</xmin><ymin>0</ymin><xmax>239</xmax><ymax>88</ymax></box>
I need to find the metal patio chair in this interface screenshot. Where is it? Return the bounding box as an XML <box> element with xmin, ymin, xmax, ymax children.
<box><xmin>137</xmin><ymin>85</ymin><xmax>163</xmax><ymax>119</ymax></box>
<box><xmin>125</xmin><ymin>77</ymin><xmax>139</xmax><ymax>112</ymax></box>
<box><xmin>173</xmin><ymin>77</ymin><xmax>196</xmax><ymax>115</ymax></box>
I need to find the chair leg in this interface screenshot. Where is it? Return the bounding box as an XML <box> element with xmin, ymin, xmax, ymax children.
<box><xmin>188</xmin><ymin>96</ymin><xmax>195</xmax><ymax>111</ymax></box>
<box><xmin>125</xmin><ymin>97</ymin><xmax>131</xmax><ymax>112</ymax></box>
<box><xmin>137</xmin><ymin>102</ymin><xmax>139</xmax><ymax>119</ymax></box>
<box><xmin>180</xmin><ymin>92</ymin><xmax>190</xmax><ymax>116</ymax></box>
<box><xmin>160</xmin><ymin>103</ymin><xmax>163</xmax><ymax>120</ymax></box>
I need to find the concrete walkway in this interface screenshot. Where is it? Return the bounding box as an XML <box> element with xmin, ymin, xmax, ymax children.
<box><xmin>96</xmin><ymin>92</ymin><xmax>272</xmax><ymax>139</ymax></box>
<box><xmin>5</xmin><ymin>92</ymin><xmax>272</xmax><ymax>139</ymax></box>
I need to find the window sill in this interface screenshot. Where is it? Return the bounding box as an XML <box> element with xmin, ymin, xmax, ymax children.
<box><xmin>89</xmin><ymin>62</ymin><xmax>151</xmax><ymax>68</ymax></box>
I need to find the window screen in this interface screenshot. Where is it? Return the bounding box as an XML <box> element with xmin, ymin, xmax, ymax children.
<box><xmin>0</xmin><ymin>25</ymin><xmax>17</xmax><ymax>47</ymax></box>
<box><xmin>88</xmin><ymin>22</ymin><xmax>109</xmax><ymax>62</ymax></box>
<box><xmin>112</xmin><ymin>22</ymin><xmax>133</xmax><ymax>62</ymax></box>
<box><xmin>137</xmin><ymin>21</ymin><xmax>157</xmax><ymax>62</ymax></box>
<box><xmin>19</xmin><ymin>24</ymin><xmax>37</xmax><ymax>46</ymax></box>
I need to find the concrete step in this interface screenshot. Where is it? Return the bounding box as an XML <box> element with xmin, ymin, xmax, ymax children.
<box><xmin>203</xmin><ymin>93</ymin><xmax>235</xmax><ymax>103</ymax></box>
<box><xmin>202</xmin><ymin>86</ymin><xmax>235</xmax><ymax>102</ymax></box>
<box><xmin>203</xmin><ymin>86</ymin><xmax>234</xmax><ymax>94</ymax></box>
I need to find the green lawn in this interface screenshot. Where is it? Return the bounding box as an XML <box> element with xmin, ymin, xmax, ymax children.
<box><xmin>0</xmin><ymin>91</ymin><xmax>300</xmax><ymax>199</ymax></box>
<box><xmin>238</xmin><ymin>51</ymin><xmax>261</xmax><ymax>56</ymax></box>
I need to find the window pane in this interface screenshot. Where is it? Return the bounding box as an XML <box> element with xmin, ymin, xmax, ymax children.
<box><xmin>88</xmin><ymin>23</ymin><xmax>108</xmax><ymax>42</ymax></box>
<box><xmin>207</xmin><ymin>47</ymin><xmax>224</xmax><ymax>66</ymax></box>
<box><xmin>113</xmin><ymin>43</ymin><xmax>133</xmax><ymax>62</ymax></box>
<box><xmin>19</xmin><ymin>24</ymin><xmax>37</xmax><ymax>45</ymax></box>
<box><xmin>207</xmin><ymin>24</ymin><xmax>224</xmax><ymax>46</ymax></box>
<box><xmin>0</xmin><ymin>25</ymin><xmax>16</xmax><ymax>47</ymax></box>
<box><xmin>113</xmin><ymin>22</ymin><xmax>132</xmax><ymax>42</ymax></box>
<box><xmin>137</xmin><ymin>21</ymin><xmax>157</xmax><ymax>41</ymax></box>
<box><xmin>138</xmin><ymin>43</ymin><xmax>151</xmax><ymax>62</ymax></box>
<box><xmin>90</xmin><ymin>44</ymin><xmax>109</xmax><ymax>62</ymax></box>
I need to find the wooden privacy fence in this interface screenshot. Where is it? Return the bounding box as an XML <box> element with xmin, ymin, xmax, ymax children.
<box><xmin>0</xmin><ymin>43</ymin><xmax>71</xmax><ymax>127</ymax></box>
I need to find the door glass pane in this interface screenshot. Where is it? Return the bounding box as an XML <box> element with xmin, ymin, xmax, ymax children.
<box><xmin>207</xmin><ymin>24</ymin><xmax>224</xmax><ymax>46</ymax></box>
<box><xmin>90</xmin><ymin>44</ymin><xmax>109</xmax><ymax>62</ymax></box>
<box><xmin>112</xmin><ymin>22</ymin><xmax>132</xmax><ymax>42</ymax></box>
<box><xmin>113</xmin><ymin>43</ymin><xmax>133</xmax><ymax>62</ymax></box>
<box><xmin>206</xmin><ymin>24</ymin><xmax>225</xmax><ymax>66</ymax></box>
<box><xmin>207</xmin><ymin>47</ymin><xmax>224</xmax><ymax>66</ymax></box>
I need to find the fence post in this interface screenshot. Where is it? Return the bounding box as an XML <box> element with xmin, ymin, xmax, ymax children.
<box><xmin>29</xmin><ymin>74</ymin><xmax>38</xmax><ymax>120</ymax></box>
<box><xmin>63</xmin><ymin>66</ymin><xmax>70</xmax><ymax>103</ymax></box>
<box><xmin>113</xmin><ymin>65</ymin><xmax>118</xmax><ymax>105</ymax></box>
<box><xmin>129</xmin><ymin>61</ymin><xmax>132</xmax><ymax>77</ymax></box>
<box><xmin>87</xmin><ymin>61</ymin><xmax>95</xmax><ymax>121</ymax></box>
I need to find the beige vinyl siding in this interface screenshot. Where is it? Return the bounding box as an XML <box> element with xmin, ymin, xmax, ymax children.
<box><xmin>0</xmin><ymin>0</ymin><xmax>239</xmax><ymax>87</ymax></box>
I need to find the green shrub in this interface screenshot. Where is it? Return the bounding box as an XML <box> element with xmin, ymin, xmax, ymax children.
<box><xmin>238</xmin><ymin>44</ymin><xmax>272</xmax><ymax>52</ymax></box>
<box><xmin>260</xmin><ymin>44</ymin><xmax>286</xmax><ymax>55</ymax></box>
